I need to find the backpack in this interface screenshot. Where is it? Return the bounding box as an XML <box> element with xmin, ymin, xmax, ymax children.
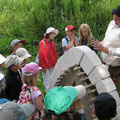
<box><xmin>59</xmin><ymin>36</ymin><xmax>69</xmax><ymax>56</ymax></box>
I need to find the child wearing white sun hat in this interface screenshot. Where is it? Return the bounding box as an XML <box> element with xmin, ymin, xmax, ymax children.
<box><xmin>39</xmin><ymin>27</ymin><xmax>59</xmax><ymax>92</ymax></box>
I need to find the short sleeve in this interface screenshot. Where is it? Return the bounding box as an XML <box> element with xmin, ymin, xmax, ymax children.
<box><xmin>76</xmin><ymin>37</ymin><xmax>80</xmax><ymax>44</ymax></box>
<box><xmin>62</xmin><ymin>38</ymin><xmax>68</xmax><ymax>48</ymax></box>
<box><xmin>31</xmin><ymin>90</ymin><xmax>42</xmax><ymax>99</ymax></box>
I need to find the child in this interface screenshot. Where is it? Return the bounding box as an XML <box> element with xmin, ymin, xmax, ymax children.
<box><xmin>0</xmin><ymin>101</ymin><xmax>35</xmax><ymax>120</ymax></box>
<box><xmin>93</xmin><ymin>92</ymin><xmax>117</xmax><ymax>120</ymax></box>
<box><xmin>18</xmin><ymin>62</ymin><xmax>44</xmax><ymax>120</ymax></box>
<box><xmin>43</xmin><ymin>85</ymin><xmax>86</xmax><ymax>120</ymax></box>
<box><xmin>39</xmin><ymin>27</ymin><xmax>59</xmax><ymax>92</ymax></box>
<box><xmin>11</xmin><ymin>39</ymin><xmax>26</xmax><ymax>54</ymax></box>
<box><xmin>62</xmin><ymin>25</ymin><xmax>79</xmax><ymax>54</ymax></box>
<box><xmin>5</xmin><ymin>55</ymin><xmax>24</xmax><ymax>100</ymax></box>
<box><xmin>15</xmin><ymin>47</ymin><xmax>31</xmax><ymax>77</ymax></box>
<box><xmin>79</xmin><ymin>24</ymin><xmax>97</xmax><ymax>53</ymax></box>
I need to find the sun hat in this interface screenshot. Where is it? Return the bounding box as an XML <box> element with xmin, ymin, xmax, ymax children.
<box><xmin>112</xmin><ymin>5</ymin><xmax>120</xmax><ymax>17</ymax></box>
<box><xmin>5</xmin><ymin>55</ymin><xmax>24</xmax><ymax>68</ymax></box>
<box><xmin>0</xmin><ymin>54</ymin><xmax>6</xmax><ymax>64</ymax></box>
<box><xmin>15</xmin><ymin>48</ymin><xmax>31</xmax><ymax>59</ymax></box>
<box><xmin>65</xmin><ymin>25</ymin><xmax>77</xmax><ymax>32</ymax></box>
<box><xmin>23</xmin><ymin>62</ymin><xmax>39</xmax><ymax>76</ymax></box>
<box><xmin>0</xmin><ymin>102</ymin><xmax>35</xmax><ymax>120</ymax></box>
<box><xmin>94</xmin><ymin>92</ymin><xmax>117</xmax><ymax>119</ymax></box>
<box><xmin>44</xmin><ymin>85</ymin><xmax>86</xmax><ymax>115</ymax></box>
<box><xmin>73</xmin><ymin>85</ymin><xmax>86</xmax><ymax>100</ymax></box>
<box><xmin>11</xmin><ymin>39</ymin><xmax>26</xmax><ymax>48</ymax></box>
<box><xmin>44</xmin><ymin>27</ymin><xmax>59</xmax><ymax>37</ymax></box>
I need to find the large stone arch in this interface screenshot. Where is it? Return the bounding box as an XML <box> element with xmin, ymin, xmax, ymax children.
<box><xmin>50</xmin><ymin>46</ymin><xmax>120</xmax><ymax>120</ymax></box>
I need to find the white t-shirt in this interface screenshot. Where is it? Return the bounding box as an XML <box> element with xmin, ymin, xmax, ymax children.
<box><xmin>62</xmin><ymin>36</ymin><xmax>79</xmax><ymax>53</ymax></box>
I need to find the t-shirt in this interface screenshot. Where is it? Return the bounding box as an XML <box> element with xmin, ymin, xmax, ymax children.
<box><xmin>62</xmin><ymin>36</ymin><xmax>79</xmax><ymax>53</ymax></box>
<box><xmin>18</xmin><ymin>84</ymin><xmax>42</xmax><ymax>119</ymax></box>
<box><xmin>28</xmin><ymin>86</ymin><xmax>42</xmax><ymax>119</ymax></box>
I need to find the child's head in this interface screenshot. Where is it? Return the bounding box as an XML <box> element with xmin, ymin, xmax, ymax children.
<box><xmin>23</xmin><ymin>62</ymin><xmax>39</xmax><ymax>86</ymax></box>
<box><xmin>44</xmin><ymin>27</ymin><xmax>59</xmax><ymax>41</ymax></box>
<box><xmin>79</xmin><ymin>24</ymin><xmax>92</xmax><ymax>45</ymax></box>
<box><xmin>5</xmin><ymin>55</ymin><xmax>24</xmax><ymax>71</ymax></box>
<box><xmin>15</xmin><ymin>48</ymin><xmax>31</xmax><ymax>67</ymax></box>
<box><xmin>11</xmin><ymin>39</ymin><xmax>26</xmax><ymax>52</ymax></box>
<box><xmin>65</xmin><ymin>25</ymin><xmax>77</xmax><ymax>37</ymax></box>
<box><xmin>0</xmin><ymin>102</ymin><xmax>35</xmax><ymax>120</ymax></box>
<box><xmin>0</xmin><ymin>54</ymin><xmax>6</xmax><ymax>68</ymax></box>
<box><xmin>93</xmin><ymin>92</ymin><xmax>117</xmax><ymax>120</ymax></box>
<box><xmin>44</xmin><ymin>85</ymin><xmax>86</xmax><ymax>115</ymax></box>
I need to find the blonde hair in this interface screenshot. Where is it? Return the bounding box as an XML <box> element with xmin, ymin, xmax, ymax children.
<box><xmin>79</xmin><ymin>24</ymin><xmax>93</xmax><ymax>45</ymax></box>
<box><xmin>22</xmin><ymin>72</ymin><xmax>39</xmax><ymax>86</ymax></box>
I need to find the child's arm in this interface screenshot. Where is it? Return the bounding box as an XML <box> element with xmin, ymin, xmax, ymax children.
<box><xmin>74</xmin><ymin>38</ymin><xmax>79</xmax><ymax>46</ymax></box>
<box><xmin>36</xmin><ymin>94</ymin><xmax>44</xmax><ymax>111</ymax></box>
<box><xmin>64</xmin><ymin>41</ymin><xmax>74</xmax><ymax>50</ymax></box>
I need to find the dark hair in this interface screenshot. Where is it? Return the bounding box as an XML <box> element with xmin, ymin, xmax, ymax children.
<box><xmin>43</xmin><ymin>111</ymin><xmax>74</xmax><ymax>120</ymax></box>
<box><xmin>45</xmin><ymin>33</ymin><xmax>56</xmax><ymax>39</ymax></box>
<box><xmin>94</xmin><ymin>93</ymin><xmax>117</xmax><ymax>120</ymax></box>
<box><xmin>45</xmin><ymin>34</ymin><xmax>50</xmax><ymax>39</ymax></box>
<box><xmin>99</xmin><ymin>118</ymin><xmax>112</xmax><ymax>120</ymax></box>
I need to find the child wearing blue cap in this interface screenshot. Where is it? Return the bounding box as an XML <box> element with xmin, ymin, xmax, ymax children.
<box><xmin>43</xmin><ymin>85</ymin><xmax>86</xmax><ymax>120</ymax></box>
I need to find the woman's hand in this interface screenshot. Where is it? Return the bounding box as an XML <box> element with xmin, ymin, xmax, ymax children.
<box><xmin>91</xmin><ymin>40</ymin><xmax>103</xmax><ymax>51</ymax></box>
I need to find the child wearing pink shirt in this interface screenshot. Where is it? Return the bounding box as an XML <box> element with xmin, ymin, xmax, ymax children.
<box><xmin>18</xmin><ymin>62</ymin><xmax>44</xmax><ymax>120</ymax></box>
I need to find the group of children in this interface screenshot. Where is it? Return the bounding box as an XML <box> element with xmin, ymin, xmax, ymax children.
<box><xmin>0</xmin><ymin>23</ymin><xmax>118</xmax><ymax>120</ymax></box>
<box><xmin>38</xmin><ymin>24</ymin><xmax>97</xmax><ymax>93</ymax></box>
<box><xmin>0</xmin><ymin>38</ymin><xmax>46</xmax><ymax>119</ymax></box>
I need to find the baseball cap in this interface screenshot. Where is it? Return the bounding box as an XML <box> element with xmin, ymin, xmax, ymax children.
<box><xmin>0</xmin><ymin>54</ymin><xmax>6</xmax><ymax>64</ymax></box>
<box><xmin>65</xmin><ymin>25</ymin><xmax>77</xmax><ymax>32</ymax></box>
<box><xmin>11</xmin><ymin>39</ymin><xmax>26</xmax><ymax>48</ymax></box>
<box><xmin>15</xmin><ymin>48</ymin><xmax>31</xmax><ymax>59</ymax></box>
<box><xmin>0</xmin><ymin>102</ymin><xmax>35</xmax><ymax>120</ymax></box>
<box><xmin>112</xmin><ymin>5</ymin><xmax>120</xmax><ymax>17</ymax></box>
<box><xmin>44</xmin><ymin>85</ymin><xmax>86</xmax><ymax>115</ymax></box>
<box><xmin>44</xmin><ymin>27</ymin><xmax>59</xmax><ymax>37</ymax></box>
<box><xmin>94</xmin><ymin>92</ymin><xmax>117</xmax><ymax>119</ymax></box>
<box><xmin>5</xmin><ymin>55</ymin><xmax>24</xmax><ymax>68</ymax></box>
<box><xmin>23</xmin><ymin>62</ymin><xmax>39</xmax><ymax>76</ymax></box>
